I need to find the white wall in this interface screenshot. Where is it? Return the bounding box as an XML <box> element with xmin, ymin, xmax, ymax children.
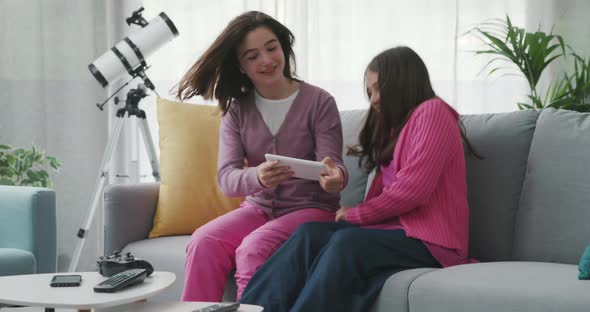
<box><xmin>525</xmin><ymin>0</ymin><xmax>590</xmax><ymax>103</ymax></box>
<box><xmin>553</xmin><ymin>0</ymin><xmax>590</xmax><ymax>73</ymax></box>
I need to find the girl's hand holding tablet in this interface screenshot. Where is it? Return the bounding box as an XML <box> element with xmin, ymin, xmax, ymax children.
<box><xmin>319</xmin><ymin>157</ymin><xmax>344</xmax><ymax>193</ymax></box>
<box><xmin>257</xmin><ymin>159</ymin><xmax>294</xmax><ymax>188</ymax></box>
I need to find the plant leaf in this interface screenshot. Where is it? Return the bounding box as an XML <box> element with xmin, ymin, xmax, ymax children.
<box><xmin>0</xmin><ymin>167</ymin><xmax>16</xmax><ymax>177</ymax></box>
<box><xmin>0</xmin><ymin>145</ymin><xmax>61</xmax><ymax>187</ymax></box>
<box><xmin>472</xmin><ymin>16</ymin><xmax>568</xmax><ymax>109</ymax></box>
<box><xmin>0</xmin><ymin>178</ymin><xmax>15</xmax><ymax>185</ymax></box>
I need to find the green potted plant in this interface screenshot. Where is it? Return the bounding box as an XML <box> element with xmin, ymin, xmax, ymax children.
<box><xmin>0</xmin><ymin>144</ymin><xmax>61</xmax><ymax>187</ymax></box>
<box><xmin>471</xmin><ymin>16</ymin><xmax>590</xmax><ymax>111</ymax></box>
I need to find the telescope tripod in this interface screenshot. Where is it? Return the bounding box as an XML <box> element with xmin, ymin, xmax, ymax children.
<box><xmin>68</xmin><ymin>84</ymin><xmax>160</xmax><ymax>272</ymax></box>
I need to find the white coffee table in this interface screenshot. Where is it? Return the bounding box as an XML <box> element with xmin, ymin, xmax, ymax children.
<box><xmin>1</xmin><ymin>302</ymin><xmax>263</xmax><ymax>312</ymax></box>
<box><xmin>0</xmin><ymin>271</ymin><xmax>175</xmax><ymax>312</ymax></box>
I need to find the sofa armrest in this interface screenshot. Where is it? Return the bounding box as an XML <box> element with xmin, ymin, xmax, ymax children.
<box><xmin>103</xmin><ymin>182</ymin><xmax>159</xmax><ymax>255</ymax></box>
<box><xmin>0</xmin><ymin>186</ymin><xmax>57</xmax><ymax>273</ymax></box>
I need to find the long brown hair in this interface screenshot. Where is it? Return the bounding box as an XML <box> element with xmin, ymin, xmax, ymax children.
<box><xmin>349</xmin><ymin>46</ymin><xmax>480</xmax><ymax>172</ymax></box>
<box><xmin>176</xmin><ymin>11</ymin><xmax>297</xmax><ymax>114</ymax></box>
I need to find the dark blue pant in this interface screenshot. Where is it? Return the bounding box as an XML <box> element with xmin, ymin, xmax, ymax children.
<box><xmin>240</xmin><ymin>221</ymin><xmax>441</xmax><ymax>312</ymax></box>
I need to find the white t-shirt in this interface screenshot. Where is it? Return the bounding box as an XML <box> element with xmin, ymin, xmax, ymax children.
<box><xmin>254</xmin><ymin>88</ymin><xmax>300</xmax><ymax>135</ymax></box>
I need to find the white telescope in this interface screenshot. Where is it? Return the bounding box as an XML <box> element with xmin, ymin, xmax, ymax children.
<box><xmin>89</xmin><ymin>10</ymin><xmax>179</xmax><ymax>89</ymax></box>
<box><xmin>70</xmin><ymin>8</ymin><xmax>178</xmax><ymax>272</ymax></box>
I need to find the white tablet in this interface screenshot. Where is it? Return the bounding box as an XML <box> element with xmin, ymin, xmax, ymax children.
<box><xmin>265</xmin><ymin>154</ymin><xmax>327</xmax><ymax>181</ymax></box>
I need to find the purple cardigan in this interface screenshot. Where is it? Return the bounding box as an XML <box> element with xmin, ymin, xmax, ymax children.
<box><xmin>217</xmin><ymin>81</ymin><xmax>348</xmax><ymax>217</ymax></box>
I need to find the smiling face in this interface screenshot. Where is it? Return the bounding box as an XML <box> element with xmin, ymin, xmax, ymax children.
<box><xmin>237</xmin><ymin>26</ymin><xmax>287</xmax><ymax>91</ymax></box>
<box><xmin>365</xmin><ymin>69</ymin><xmax>381</xmax><ymax>113</ymax></box>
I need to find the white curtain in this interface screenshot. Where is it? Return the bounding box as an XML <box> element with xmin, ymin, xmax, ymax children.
<box><xmin>0</xmin><ymin>0</ymin><xmax>161</xmax><ymax>272</ymax></box>
<box><xmin>134</xmin><ymin>0</ymin><xmax>528</xmax><ymax>182</ymax></box>
<box><xmin>134</xmin><ymin>0</ymin><xmax>590</xmax><ymax>179</ymax></box>
<box><xmin>140</xmin><ymin>0</ymin><xmax>535</xmax><ymax>112</ymax></box>
<box><xmin>0</xmin><ymin>0</ymin><xmax>112</xmax><ymax>271</ymax></box>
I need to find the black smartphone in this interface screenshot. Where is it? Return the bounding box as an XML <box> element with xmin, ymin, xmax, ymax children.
<box><xmin>50</xmin><ymin>274</ymin><xmax>82</xmax><ymax>287</ymax></box>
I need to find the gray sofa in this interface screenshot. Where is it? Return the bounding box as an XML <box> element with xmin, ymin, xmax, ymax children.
<box><xmin>104</xmin><ymin>108</ymin><xmax>590</xmax><ymax>311</ymax></box>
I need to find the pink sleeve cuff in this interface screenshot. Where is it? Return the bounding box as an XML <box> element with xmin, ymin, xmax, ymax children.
<box><xmin>345</xmin><ymin>206</ymin><xmax>363</xmax><ymax>224</ymax></box>
<box><xmin>245</xmin><ymin>166</ymin><xmax>266</xmax><ymax>192</ymax></box>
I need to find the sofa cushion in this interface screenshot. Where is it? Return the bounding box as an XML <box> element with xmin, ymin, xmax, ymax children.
<box><xmin>0</xmin><ymin>248</ymin><xmax>36</xmax><ymax>276</ymax></box>
<box><xmin>150</xmin><ymin>99</ymin><xmax>243</xmax><ymax>238</ymax></box>
<box><xmin>339</xmin><ymin>110</ymin><xmax>369</xmax><ymax>207</ymax></box>
<box><xmin>409</xmin><ymin>262</ymin><xmax>590</xmax><ymax>312</ymax></box>
<box><xmin>370</xmin><ymin>268</ymin><xmax>437</xmax><ymax>312</ymax></box>
<box><xmin>122</xmin><ymin>236</ymin><xmax>235</xmax><ymax>302</ymax></box>
<box><xmin>123</xmin><ymin>236</ymin><xmax>190</xmax><ymax>302</ymax></box>
<box><xmin>514</xmin><ymin>108</ymin><xmax>590</xmax><ymax>264</ymax></box>
<box><xmin>124</xmin><ymin>236</ymin><xmax>238</xmax><ymax>302</ymax></box>
<box><xmin>460</xmin><ymin>110</ymin><xmax>539</xmax><ymax>261</ymax></box>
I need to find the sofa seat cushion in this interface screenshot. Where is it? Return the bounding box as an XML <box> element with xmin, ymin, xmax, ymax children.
<box><xmin>123</xmin><ymin>236</ymin><xmax>190</xmax><ymax>302</ymax></box>
<box><xmin>409</xmin><ymin>262</ymin><xmax>590</xmax><ymax>312</ymax></box>
<box><xmin>123</xmin><ymin>235</ymin><xmax>237</xmax><ymax>302</ymax></box>
<box><xmin>371</xmin><ymin>268</ymin><xmax>438</xmax><ymax>312</ymax></box>
<box><xmin>0</xmin><ymin>248</ymin><xmax>36</xmax><ymax>276</ymax></box>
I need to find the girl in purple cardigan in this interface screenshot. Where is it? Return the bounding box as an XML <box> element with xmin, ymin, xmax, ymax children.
<box><xmin>240</xmin><ymin>47</ymin><xmax>480</xmax><ymax>311</ymax></box>
<box><xmin>176</xmin><ymin>11</ymin><xmax>348</xmax><ymax>302</ymax></box>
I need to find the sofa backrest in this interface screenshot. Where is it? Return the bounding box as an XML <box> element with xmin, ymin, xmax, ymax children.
<box><xmin>512</xmin><ymin>108</ymin><xmax>590</xmax><ymax>264</ymax></box>
<box><xmin>458</xmin><ymin>110</ymin><xmax>540</xmax><ymax>261</ymax></box>
<box><xmin>340</xmin><ymin>109</ymin><xmax>541</xmax><ymax>262</ymax></box>
<box><xmin>339</xmin><ymin>110</ymin><xmax>370</xmax><ymax>207</ymax></box>
<box><xmin>340</xmin><ymin>108</ymin><xmax>590</xmax><ymax>265</ymax></box>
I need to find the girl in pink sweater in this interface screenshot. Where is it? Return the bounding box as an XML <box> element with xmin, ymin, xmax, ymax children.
<box><xmin>240</xmin><ymin>46</ymin><xmax>479</xmax><ymax>311</ymax></box>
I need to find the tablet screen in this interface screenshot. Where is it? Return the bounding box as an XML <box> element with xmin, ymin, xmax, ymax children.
<box><xmin>265</xmin><ymin>154</ymin><xmax>327</xmax><ymax>181</ymax></box>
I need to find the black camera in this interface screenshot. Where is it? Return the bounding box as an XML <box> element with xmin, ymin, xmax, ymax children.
<box><xmin>97</xmin><ymin>250</ymin><xmax>154</xmax><ymax>277</ymax></box>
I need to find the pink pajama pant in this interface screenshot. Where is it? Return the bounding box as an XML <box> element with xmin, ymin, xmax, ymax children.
<box><xmin>181</xmin><ymin>202</ymin><xmax>335</xmax><ymax>302</ymax></box>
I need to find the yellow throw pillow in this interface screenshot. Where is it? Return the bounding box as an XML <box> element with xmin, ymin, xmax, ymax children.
<box><xmin>149</xmin><ymin>98</ymin><xmax>243</xmax><ymax>238</ymax></box>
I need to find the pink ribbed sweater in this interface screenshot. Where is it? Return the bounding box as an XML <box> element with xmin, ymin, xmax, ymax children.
<box><xmin>346</xmin><ymin>98</ymin><xmax>473</xmax><ymax>265</ymax></box>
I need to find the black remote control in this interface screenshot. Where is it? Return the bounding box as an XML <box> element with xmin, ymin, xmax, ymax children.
<box><xmin>196</xmin><ymin>302</ymin><xmax>240</xmax><ymax>312</ymax></box>
<box><xmin>93</xmin><ymin>268</ymin><xmax>148</xmax><ymax>293</ymax></box>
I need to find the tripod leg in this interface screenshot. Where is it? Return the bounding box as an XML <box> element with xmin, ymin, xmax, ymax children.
<box><xmin>68</xmin><ymin>117</ymin><xmax>127</xmax><ymax>272</ymax></box>
<box><xmin>137</xmin><ymin>117</ymin><xmax>160</xmax><ymax>181</ymax></box>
